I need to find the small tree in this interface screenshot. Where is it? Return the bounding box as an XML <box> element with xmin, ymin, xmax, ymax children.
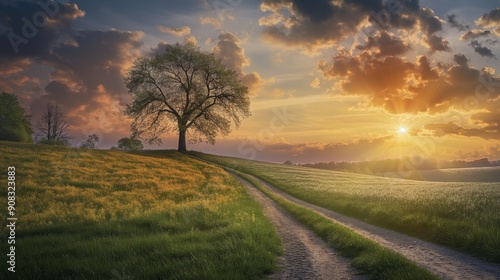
<box><xmin>79</xmin><ymin>134</ymin><xmax>99</xmax><ymax>149</ymax></box>
<box><xmin>36</xmin><ymin>104</ymin><xmax>72</xmax><ymax>145</ymax></box>
<box><xmin>115</xmin><ymin>137</ymin><xmax>143</xmax><ymax>151</ymax></box>
<box><xmin>0</xmin><ymin>92</ymin><xmax>32</xmax><ymax>143</ymax></box>
<box><xmin>125</xmin><ymin>42</ymin><xmax>251</xmax><ymax>151</ymax></box>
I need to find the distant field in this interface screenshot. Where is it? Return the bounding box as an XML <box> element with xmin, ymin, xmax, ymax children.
<box><xmin>193</xmin><ymin>152</ymin><xmax>500</xmax><ymax>263</ymax></box>
<box><xmin>0</xmin><ymin>142</ymin><xmax>281</xmax><ymax>279</ymax></box>
<box><xmin>378</xmin><ymin>166</ymin><xmax>500</xmax><ymax>182</ymax></box>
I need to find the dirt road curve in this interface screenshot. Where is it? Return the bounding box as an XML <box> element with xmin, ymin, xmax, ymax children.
<box><xmin>232</xmin><ymin>174</ymin><xmax>366</xmax><ymax>280</ymax></box>
<box><xmin>237</xmin><ymin>172</ymin><xmax>500</xmax><ymax>280</ymax></box>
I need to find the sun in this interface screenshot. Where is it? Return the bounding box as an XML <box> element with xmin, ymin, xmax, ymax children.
<box><xmin>398</xmin><ymin>127</ymin><xmax>407</xmax><ymax>134</ymax></box>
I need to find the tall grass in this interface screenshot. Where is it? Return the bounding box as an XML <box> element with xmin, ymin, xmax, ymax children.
<box><xmin>0</xmin><ymin>142</ymin><xmax>281</xmax><ymax>279</ymax></box>
<box><xmin>192</xmin><ymin>152</ymin><xmax>500</xmax><ymax>263</ymax></box>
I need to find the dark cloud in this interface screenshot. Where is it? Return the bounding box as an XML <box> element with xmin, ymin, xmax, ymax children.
<box><xmin>0</xmin><ymin>0</ymin><xmax>84</xmax><ymax>58</ymax></box>
<box><xmin>259</xmin><ymin>0</ymin><xmax>448</xmax><ymax>54</ymax></box>
<box><xmin>476</xmin><ymin>8</ymin><xmax>500</xmax><ymax>36</ymax></box>
<box><xmin>447</xmin><ymin>14</ymin><xmax>469</xmax><ymax>31</ymax></box>
<box><xmin>460</xmin><ymin>29</ymin><xmax>491</xmax><ymax>41</ymax></box>
<box><xmin>320</xmin><ymin>51</ymin><xmax>500</xmax><ymax>114</ymax></box>
<box><xmin>417</xmin><ymin>8</ymin><xmax>443</xmax><ymax>36</ymax></box>
<box><xmin>470</xmin><ymin>40</ymin><xmax>496</xmax><ymax>58</ymax></box>
<box><xmin>418</xmin><ymin>56</ymin><xmax>439</xmax><ymax>80</ymax></box>
<box><xmin>424</xmin><ymin>35</ymin><xmax>451</xmax><ymax>52</ymax></box>
<box><xmin>356</xmin><ymin>31</ymin><xmax>410</xmax><ymax>57</ymax></box>
<box><xmin>453</xmin><ymin>53</ymin><xmax>468</xmax><ymax>67</ymax></box>
<box><xmin>291</xmin><ymin>0</ymin><xmax>336</xmax><ymax>23</ymax></box>
<box><xmin>259</xmin><ymin>0</ymin><xmax>390</xmax><ymax>51</ymax></box>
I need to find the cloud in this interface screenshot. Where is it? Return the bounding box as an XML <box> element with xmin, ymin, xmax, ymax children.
<box><xmin>310</xmin><ymin>77</ymin><xmax>320</xmax><ymax>89</ymax></box>
<box><xmin>460</xmin><ymin>29</ymin><xmax>491</xmax><ymax>41</ymax></box>
<box><xmin>212</xmin><ymin>135</ymin><xmax>394</xmax><ymax>163</ymax></box>
<box><xmin>156</xmin><ymin>25</ymin><xmax>191</xmax><ymax>36</ymax></box>
<box><xmin>258</xmin><ymin>0</ymin><xmax>382</xmax><ymax>52</ymax></box>
<box><xmin>469</xmin><ymin>40</ymin><xmax>496</xmax><ymax>58</ymax></box>
<box><xmin>476</xmin><ymin>8</ymin><xmax>500</xmax><ymax>36</ymax></box>
<box><xmin>0</xmin><ymin>0</ymin><xmax>85</xmax><ymax>58</ymax></box>
<box><xmin>319</xmin><ymin>51</ymin><xmax>500</xmax><ymax>114</ymax></box>
<box><xmin>199</xmin><ymin>16</ymin><xmax>222</xmax><ymax>29</ymax></box>
<box><xmin>356</xmin><ymin>31</ymin><xmax>411</xmax><ymax>57</ymax></box>
<box><xmin>258</xmin><ymin>0</ymin><xmax>449</xmax><ymax>54</ymax></box>
<box><xmin>213</xmin><ymin>32</ymin><xmax>265</xmax><ymax>95</ymax></box>
<box><xmin>424</xmin><ymin>35</ymin><xmax>451</xmax><ymax>52</ymax></box>
<box><xmin>25</xmin><ymin>28</ymin><xmax>144</xmax><ymax>139</ymax></box>
<box><xmin>446</xmin><ymin>14</ymin><xmax>469</xmax><ymax>31</ymax></box>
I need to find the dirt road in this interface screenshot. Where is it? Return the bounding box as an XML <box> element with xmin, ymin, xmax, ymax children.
<box><xmin>233</xmin><ymin>174</ymin><xmax>366</xmax><ymax>280</ymax></box>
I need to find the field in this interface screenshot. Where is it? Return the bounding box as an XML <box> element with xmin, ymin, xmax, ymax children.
<box><xmin>378</xmin><ymin>166</ymin><xmax>500</xmax><ymax>182</ymax></box>
<box><xmin>192</xmin><ymin>152</ymin><xmax>500</xmax><ymax>263</ymax></box>
<box><xmin>0</xmin><ymin>142</ymin><xmax>282</xmax><ymax>279</ymax></box>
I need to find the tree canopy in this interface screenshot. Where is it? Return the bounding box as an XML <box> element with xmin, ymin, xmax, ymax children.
<box><xmin>125</xmin><ymin>42</ymin><xmax>251</xmax><ymax>151</ymax></box>
<box><xmin>0</xmin><ymin>92</ymin><xmax>32</xmax><ymax>143</ymax></box>
<box><xmin>114</xmin><ymin>137</ymin><xmax>144</xmax><ymax>151</ymax></box>
<box><xmin>79</xmin><ymin>134</ymin><xmax>99</xmax><ymax>149</ymax></box>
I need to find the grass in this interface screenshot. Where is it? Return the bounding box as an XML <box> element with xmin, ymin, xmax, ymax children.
<box><xmin>191</xmin><ymin>152</ymin><xmax>500</xmax><ymax>263</ymax></box>
<box><xmin>379</xmin><ymin>166</ymin><xmax>500</xmax><ymax>182</ymax></box>
<box><xmin>0</xmin><ymin>142</ymin><xmax>282</xmax><ymax>279</ymax></box>
<box><xmin>229</xmin><ymin>169</ymin><xmax>438</xmax><ymax>280</ymax></box>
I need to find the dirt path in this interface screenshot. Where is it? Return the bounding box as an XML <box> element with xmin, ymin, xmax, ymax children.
<box><xmin>240</xmin><ymin>172</ymin><xmax>500</xmax><ymax>280</ymax></box>
<box><xmin>232</xmin><ymin>174</ymin><xmax>366</xmax><ymax>280</ymax></box>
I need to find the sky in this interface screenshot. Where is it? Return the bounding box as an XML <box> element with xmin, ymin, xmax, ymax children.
<box><xmin>0</xmin><ymin>0</ymin><xmax>499</xmax><ymax>164</ymax></box>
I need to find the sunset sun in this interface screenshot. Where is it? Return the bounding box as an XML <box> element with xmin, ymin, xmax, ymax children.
<box><xmin>399</xmin><ymin>127</ymin><xmax>407</xmax><ymax>134</ymax></box>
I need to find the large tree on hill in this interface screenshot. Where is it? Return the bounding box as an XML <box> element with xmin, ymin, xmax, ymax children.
<box><xmin>36</xmin><ymin>104</ymin><xmax>72</xmax><ymax>145</ymax></box>
<box><xmin>0</xmin><ymin>92</ymin><xmax>33</xmax><ymax>143</ymax></box>
<box><xmin>124</xmin><ymin>42</ymin><xmax>251</xmax><ymax>151</ymax></box>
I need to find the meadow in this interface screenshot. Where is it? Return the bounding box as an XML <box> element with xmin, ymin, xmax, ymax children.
<box><xmin>378</xmin><ymin>166</ymin><xmax>500</xmax><ymax>182</ymax></box>
<box><xmin>192</xmin><ymin>152</ymin><xmax>500</xmax><ymax>263</ymax></box>
<box><xmin>0</xmin><ymin>142</ymin><xmax>282</xmax><ymax>279</ymax></box>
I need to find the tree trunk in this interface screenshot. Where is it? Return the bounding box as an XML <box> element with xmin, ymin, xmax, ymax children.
<box><xmin>178</xmin><ymin>130</ymin><xmax>187</xmax><ymax>152</ymax></box>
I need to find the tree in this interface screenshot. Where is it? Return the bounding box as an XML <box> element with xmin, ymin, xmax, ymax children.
<box><xmin>125</xmin><ymin>42</ymin><xmax>251</xmax><ymax>151</ymax></box>
<box><xmin>79</xmin><ymin>134</ymin><xmax>99</xmax><ymax>149</ymax></box>
<box><xmin>114</xmin><ymin>137</ymin><xmax>144</xmax><ymax>151</ymax></box>
<box><xmin>36</xmin><ymin>104</ymin><xmax>72</xmax><ymax>145</ymax></box>
<box><xmin>0</xmin><ymin>92</ymin><xmax>32</xmax><ymax>143</ymax></box>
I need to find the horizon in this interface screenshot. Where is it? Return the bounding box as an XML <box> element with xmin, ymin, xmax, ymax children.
<box><xmin>1</xmin><ymin>0</ymin><xmax>499</xmax><ymax>164</ymax></box>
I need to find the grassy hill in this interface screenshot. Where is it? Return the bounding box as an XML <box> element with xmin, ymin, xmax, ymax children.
<box><xmin>192</xmin><ymin>152</ymin><xmax>500</xmax><ymax>263</ymax></box>
<box><xmin>0</xmin><ymin>142</ymin><xmax>281</xmax><ymax>279</ymax></box>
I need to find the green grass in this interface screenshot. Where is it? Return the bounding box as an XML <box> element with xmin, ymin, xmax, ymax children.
<box><xmin>379</xmin><ymin>166</ymin><xmax>500</xmax><ymax>182</ymax></box>
<box><xmin>191</xmin><ymin>152</ymin><xmax>500</xmax><ymax>263</ymax></box>
<box><xmin>230</xmin><ymin>169</ymin><xmax>437</xmax><ymax>280</ymax></box>
<box><xmin>0</xmin><ymin>142</ymin><xmax>282</xmax><ymax>279</ymax></box>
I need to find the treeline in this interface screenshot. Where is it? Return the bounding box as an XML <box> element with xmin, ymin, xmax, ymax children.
<box><xmin>0</xmin><ymin>92</ymin><xmax>143</xmax><ymax>150</ymax></box>
<box><xmin>301</xmin><ymin>157</ymin><xmax>499</xmax><ymax>173</ymax></box>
